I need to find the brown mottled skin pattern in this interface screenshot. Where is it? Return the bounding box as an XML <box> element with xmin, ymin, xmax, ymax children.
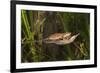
<box><xmin>44</xmin><ymin>32</ymin><xmax>71</xmax><ymax>41</ymax></box>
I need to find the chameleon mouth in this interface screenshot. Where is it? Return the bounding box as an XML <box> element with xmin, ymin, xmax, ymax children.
<box><xmin>74</xmin><ymin>33</ymin><xmax>80</xmax><ymax>39</ymax></box>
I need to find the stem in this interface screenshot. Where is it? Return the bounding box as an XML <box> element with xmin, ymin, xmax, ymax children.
<box><xmin>73</xmin><ymin>42</ymin><xmax>87</xmax><ymax>56</ymax></box>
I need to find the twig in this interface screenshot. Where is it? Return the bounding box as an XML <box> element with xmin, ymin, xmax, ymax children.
<box><xmin>73</xmin><ymin>42</ymin><xmax>87</xmax><ymax>56</ymax></box>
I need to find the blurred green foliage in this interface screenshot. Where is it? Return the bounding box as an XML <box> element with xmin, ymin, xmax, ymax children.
<box><xmin>21</xmin><ymin>10</ymin><xmax>90</xmax><ymax>62</ymax></box>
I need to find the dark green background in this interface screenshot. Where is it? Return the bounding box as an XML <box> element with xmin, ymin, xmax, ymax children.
<box><xmin>21</xmin><ymin>10</ymin><xmax>90</xmax><ymax>62</ymax></box>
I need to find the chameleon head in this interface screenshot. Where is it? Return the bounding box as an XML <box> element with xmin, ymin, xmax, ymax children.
<box><xmin>70</xmin><ymin>33</ymin><xmax>80</xmax><ymax>42</ymax></box>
